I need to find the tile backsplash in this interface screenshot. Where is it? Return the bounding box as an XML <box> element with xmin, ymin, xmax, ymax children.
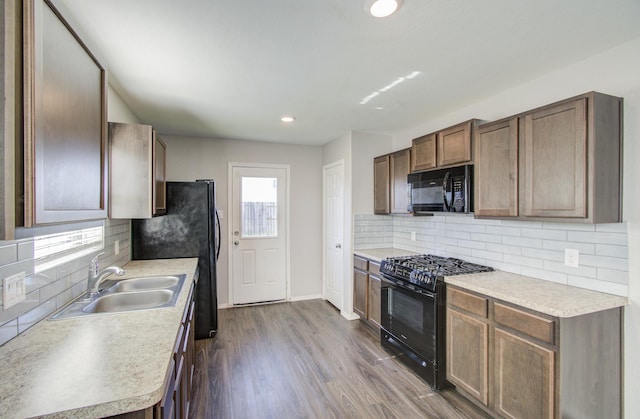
<box><xmin>354</xmin><ymin>214</ymin><xmax>629</xmax><ymax>297</ymax></box>
<box><xmin>0</xmin><ymin>219</ymin><xmax>131</xmax><ymax>346</ymax></box>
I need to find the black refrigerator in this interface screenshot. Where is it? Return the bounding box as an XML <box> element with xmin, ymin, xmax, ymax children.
<box><xmin>131</xmin><ymin>180</ymin><xmax>220</xmax><ymax>339</ymax></box>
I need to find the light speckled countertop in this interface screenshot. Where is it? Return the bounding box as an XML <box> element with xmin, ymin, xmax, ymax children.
<box><xmin>446</xmin><ymin>270</ymin><xmax>628</xmax><ymax>318</ymax></box>
<box><xmin>354</xmin><ymin>248</ymin><xmax>418</xmax><ymax>262</ymax></box>
<box><xmin>0</xmin><ymin>258</ymin><xmax>198</xmax><ymax>418</ymax></box>
<box><xmin>354</xmin><ymin>248</ymin><xmax>627</xmax><ymax>318</ymax></box>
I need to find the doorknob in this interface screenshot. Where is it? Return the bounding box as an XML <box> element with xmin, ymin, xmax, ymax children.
<box><xmin>234</xmin><ymin>241</ymin><xmax>239</xmax><ymax>246</ymax></box>
<box><xmin>335</xmin><ymin>244</ymin><xmax>342</xmax><ymax>249</ymax></box>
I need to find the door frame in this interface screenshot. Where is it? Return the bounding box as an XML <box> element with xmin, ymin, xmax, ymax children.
<box><xmin>322</xmin><ymin>159</ymin><xmax>345</xmax><ymax>310</ymax></box>
<box><xmin>227</xmin><ymin>162</ymin><xmax>291</xmax><ymax>305</ymax></box>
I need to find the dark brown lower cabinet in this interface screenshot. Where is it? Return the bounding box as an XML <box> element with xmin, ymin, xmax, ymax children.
<box><xmin>159</xmin><ymin>283</ymin><xmax>196</xmax><ymax>419</ymax></box>
<box><xmin>494</xmin><ymin>328</ymin><xmax>554</xmax><ymax>419</ymax></box>
<box><xmin>353</xmin><ymin>255</ymin><xmax>382</xmax><ymax>329</ymax></box>
<box><xmin>446</xmin><ymin>308</ymin><xmax>488</xmax><ymax>405</ymax></box>
<box><xmin>446</xmin><ymin>285</ymin><xmax>621</xmax><ymax>419</ymax></box>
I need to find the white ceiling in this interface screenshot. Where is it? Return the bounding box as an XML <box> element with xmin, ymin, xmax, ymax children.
<box><xmin>58</xmin><ymin>0</ymin><xmax>640</xmax><ymax>146</ymax></box>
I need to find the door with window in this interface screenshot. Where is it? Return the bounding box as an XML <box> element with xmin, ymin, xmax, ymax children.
<box><xmin>231</xmin><ymin>165</ymin><xmax>288</xmax><ymax>304</ymax></box>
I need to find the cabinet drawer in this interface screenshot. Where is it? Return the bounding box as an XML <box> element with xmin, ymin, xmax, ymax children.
<box><xmin>369</xmin><ymin>261</ymin><xmax>381</xmax><ymax>276</ymax></box>
<box><xmin>354</xmin><ymin>256</ymin><xmax>368</xmax><ymax>271</ymax></box>
<box><xmin>494</xmin><ymin>303</ymin><xmax>555</xmax><ymax>345</ymax></box>
<box><xmin>447</xmin><ymin>287</ymin><xmax>488</xmax><ymax>318</ymax></box>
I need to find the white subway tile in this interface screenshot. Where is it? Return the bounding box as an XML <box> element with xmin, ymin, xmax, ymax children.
<box><xmin>486</xmin><ymin>243</ymin><xmax>522</xmax><ymax>256</ymax></box>
<box><xmin>486</xmin><ymin>226</ymin><xmax>522</xmax><ymax>237</ymax></box>
<box><xmin>470</xmin><ymin>218</ymin><xmax>503</xmax><ymax>226</ymax></box>
<box><xmin>17</xmin><ymin>299</ymin><xmax>57</xmax><ymax>334</ymax></box>
<box><xmin>567</xmin><ymin>231</ymin><xmax>628</xmax><ymax>246</ymax></box>
<box><xmin>520</xmin><ymin>268</ymin><xmax>568</xmax><ymax>284</ymax></box>
<box><xmin>488</xmin><ymin>262</ymin><xmax>523</xmax><ymax>275</ymax></box>
<box><xmin>461</xmin><ymin>240</ymin><xmax>487</xmax><ymax>251</ymax></box>
<box><xmin>567</xmin><ymin>276</ymin><xmax>628</xmax><ymax>297</ymax></box>
<box><xmin>542</xmin><ymin>240</ymin><xmax>595</xmax><ymax>255</ymax></box>
<box><xmin>503</xmin><ymin>236</ymin><xmax>543</xmax><ymax>249</ymax></box>
<box><xmin>17</xmin><ymin>241</ymin><xmax>34</xmax><ymax>261</ymax></box>
<box><xmin>456</xmin><ymin>224</ymin><xmax>487</xmax><ymax>234</ymax></box>
<box><xmin>596</xmin><ymin>222</ymin><xmax>628</xmax><ymax>233</ymax></box>
<box><xmin>445</xmin><ymin>246</ymin><xmax>473</xmax><ymax>256</ymax></box>
<box><xmin>471</xmin><ymin>249</ymin><xmax>504</xmax><ymax>262</ymax></box>
<box><xmin>0</xmin><ymin>245</ymin><xmax>17</xmax><ymax>266</ymax></box>
<box><xmin>469</xmin><ymin>233</ymin><xmax>503</xmax><ymax>244</ymax></box>
<box><xmin>446</xmin><ymin>231</ymin><xmax>471</xmax><ymax>241</ymax></box>
<box><xmin>504</xmin><ymin>254</ymin><xmax>544</xmax><ymax>269</ymax></box>
<box><xmin>596</xmin><ymin>268</ymin><xmax>628</xmax><ymax>285</ymax></box>
<box><xmin>542</xmin><ymin>223</ymin><xmax>595</xmax><ymax>231</ymax></box>
<box><xmin>595</xmin><ymin>244</ymin><xmax>629</xmax><ymax>258</ymax></box>
<box><xmin>521</xmin><ymin>228</ymin><xmax>567</xmax><ymax>240</ymax></box>
<box><xmin>0</xmin><ymin>320</ymin><xmax>18</xmax><ymax>347</ymax></box>
<box><xmin>521</xmin><ymin>248</ymin><xmax>564</xmax><ymax>262</ymax></box>
<box><xmin>543</xmin><ymin>260</ymin><xmax>597</xmax><ymax>278</ymax></box>
<box><xmin>502</xmin><ymin>220</ymin><xmax>543</xmax><ymax>229</ymax></box>
<box><xmin>580</xmin><ymin>255</ymin><xmax>628</xmax><ymax>271</ymax></box>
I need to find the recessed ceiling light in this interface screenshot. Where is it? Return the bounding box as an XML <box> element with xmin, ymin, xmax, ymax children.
<box><xmin>365</xmin><ymin>0</ymin><xmax>403</xmax><ymax>18</ymax></box>
<box><xmin>280</xmin><ymin>115</ymin><xmax>295</xmax><ymax>123</ymax></box>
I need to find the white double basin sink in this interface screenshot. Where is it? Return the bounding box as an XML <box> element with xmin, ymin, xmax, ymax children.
<box><xmin>51</xmin><ymin>274</ymin><xmax>186</xmax><ymax>320</ymax></box>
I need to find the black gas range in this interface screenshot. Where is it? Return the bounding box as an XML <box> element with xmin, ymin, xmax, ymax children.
<box><xmin>379</xmin><ymin>254</ymin><xmax>493</xmax><ymax>389</ymax></box>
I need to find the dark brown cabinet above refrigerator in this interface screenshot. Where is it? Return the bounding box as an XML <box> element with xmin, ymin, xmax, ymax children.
<box><xmin>109</xmin><ymin>122</ymin><xmax>167</xmax><ymax>219</ymax></box>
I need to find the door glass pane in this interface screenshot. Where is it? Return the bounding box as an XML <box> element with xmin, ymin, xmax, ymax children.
<box><xmin>241</xmin><ymin>177</ymin><xmax>278</xmax><ymax>238</ymax></box>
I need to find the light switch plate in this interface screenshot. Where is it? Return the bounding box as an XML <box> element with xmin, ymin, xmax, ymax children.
<box><xmin>3</xmin><ymin>272</ymin><xmax>26</xmax><ymax>309</ymax></box>
<box><xmin>564</xmin><ymin>249</ymin><xmax>579</xmax><ymax>268</ymax></box>
<box><xmin>114</xmin><ymin>240</ymin><xmax>120</xmax><ymax>255</ymax></box>
<box><xmin>410</xmin><ymin>231</ymin><xmax>416</xmax><ymax>241</ymax></box>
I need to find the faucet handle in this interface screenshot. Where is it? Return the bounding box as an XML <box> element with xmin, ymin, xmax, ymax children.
<box><xmin>90</xmin><ymin>252</ymin><xmax>105</xmax><ymax>275</ymax></box>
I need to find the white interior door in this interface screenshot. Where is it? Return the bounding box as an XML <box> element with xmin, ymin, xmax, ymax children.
<box><xmin>231</xmin><ymin>165</ymin><xmax>288</xmax><ymax>304</ymax></box>
<box><xmin>323</xmin><ymin>161</ymin><xmax>344</xmax><ymax>310</ymax></box>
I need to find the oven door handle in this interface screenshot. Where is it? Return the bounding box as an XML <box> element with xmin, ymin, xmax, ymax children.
<box><xmin>381</xmin><ymin>275</ymin><xmax>437</xmax><ymax>298</ymax></box>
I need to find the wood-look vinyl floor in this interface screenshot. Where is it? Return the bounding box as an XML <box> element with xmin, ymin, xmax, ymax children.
<box><xmin>189</xmin><ymin>299</ymin><xmax>489</xmax><ymax>419</ymax></box>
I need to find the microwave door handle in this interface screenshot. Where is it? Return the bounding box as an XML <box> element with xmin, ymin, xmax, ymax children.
<box><xmin>442</xmin><ymin>172</ymin><xmax>452</xmax><ymax>211</ymax></box>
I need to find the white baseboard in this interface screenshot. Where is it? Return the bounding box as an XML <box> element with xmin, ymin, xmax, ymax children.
<box><xmin>289</xmin><ymin>294</ymin><xmax>323</xmax><ymax>302</ymax></box>
<box><xmin>341</xmin><ymin>311</ymin><xmax>360</xmax><ymax>321</ymax></box>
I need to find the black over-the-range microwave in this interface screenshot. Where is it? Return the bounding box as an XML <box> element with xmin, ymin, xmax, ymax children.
<box><xmin>407</xmin><ymin>164</ymin><xmax>473</xmax><ymax>214</ymax></box>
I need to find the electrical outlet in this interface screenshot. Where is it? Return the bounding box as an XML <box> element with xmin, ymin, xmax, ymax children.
<box><xmin>411</xmin><ymin>231</ymin><xmax>416</xmax><ymax>241</ymax></box>
<box><xmin>564</xmin><ymin>249</ymin><xmax>579</xmax><ymax>268</ymax></box>
<box><xmin>114</xmin><ymin>240</ymin><xmax>120</xmax><ymax>255</ymax></box>
<box><xmin>3</xmin><ymin>272</ymin><xmax>26</xmax><ymax>309</ymax></box>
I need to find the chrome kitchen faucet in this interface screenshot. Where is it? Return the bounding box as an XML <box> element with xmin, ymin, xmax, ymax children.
<box><xmin>87</xmin><ymin>252</ymin><xmax>125</xmax><ymax>299</ymax></box>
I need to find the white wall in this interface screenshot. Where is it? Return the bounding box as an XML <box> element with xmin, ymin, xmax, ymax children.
<box><xmin>351</xmin><ymin>132</ymin><xmax>393</xmax><ymax>215</ymax></box>
<box><xmin>162</xmin><ymin>135</ymin><xmax>323</xmax><ymax>306</ymax></box>
<box><xmin>386</xmin><ymin>36</ymin><xmax>640</xmax><ymax>418</ymax></box>
<box><xmin>107</xmin><ymin>85</ymin><xmax>140</xmax><ymax>124</ymax></box>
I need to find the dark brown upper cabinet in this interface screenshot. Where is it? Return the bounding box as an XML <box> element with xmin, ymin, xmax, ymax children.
<box><xmin>373</xmin><ymin>155</ymin><xmax>390</xmax><ymax>215</ymax></box>
<box><xmin>411</xmin><ymin>120</ymin><xmax>477</xmax><ymax>172</ymax></box>
<box><xmin>374</xmin><ymin>148</ymin><xmax>411</xmax><ymax>215</ymax></box>
<box><xmin>474</xmin><ymin>92</ymin><xmax>622</xmax><ymax>223</ymax></box>
<box><xmin>474</xmin><ymin>118</ymin><xmax>519</xmax><ymax>217</ymax></box>
<box><xmin>23</xmin><ymin>0</ymin><xmax>108</xmax><ymax>226</ymax></box>
<box><xmin>109</xmin><ymin>122</ymin><xmax>167</xmax><ymax>219</ymax></box>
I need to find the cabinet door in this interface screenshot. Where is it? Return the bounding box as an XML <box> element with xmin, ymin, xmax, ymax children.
<box><xmin>446</xmin><ymin>308</ymin><xmax>489</xmax><ymax>405</ymax></box>
<box><xmin>521</xmin><ymin>98</ymin><xmax>587</xmax><ymax>218</ymax></box>
<box><xmin>411</xmin><ymin>133</ymin><xmax>437</xmax><ymax>172</ymax></box>
<box><xmin>389</xmin><ymin>149</ymin><xmax>410</xmax><ymax>214</ymax></box>
<box><xmin>109</xmin><ymin>122</ymin><xmax>154</xmax><ymax>219</ymax></box>
<box><xmin>367</xmin><ymin>274</ymin><xmax>381</xmax><ymax>328</ymax></box>
<box><xmin>353</xmin><ymin>268</ymin><xmax>368</xmax><ymax>318</ymax></box>
<box><xmin>437</xmin><ymin>121</ymin><xmax>472</xmax><ymax>167</ymax></box>
<box><xmin>474</xmin><ymin>118</ymin><xmax>518</xmax><ymax>217</ymax></box>
<box><xmin>494</xmin><ymin>328</ymin><xmax>555</xmax><ymax>419</ymax></box>
<box><xmin>154</xmin><ymin>135</ymin><xmax>167</xmax><ymax>215</ymax></box>
<box><xmin>373</xmin><ymin>155</ymin><xmax>390</xmax><ymax>215</ymax></box>
<box><xmin>23</xmin><ymin>0</ymin><xmax>108</xmax><ymax>226</ymax></box>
